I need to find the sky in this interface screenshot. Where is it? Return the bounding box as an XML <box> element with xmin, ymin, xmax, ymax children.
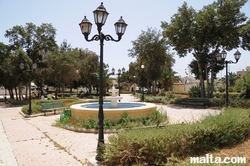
<box><xmin>0</xmin><ymin>0</ymin><xmax>249</xmax><ymax>78</ymax></box>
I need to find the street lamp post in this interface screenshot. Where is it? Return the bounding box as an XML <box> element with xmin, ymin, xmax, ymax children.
<box><xmin>20</xmin><ymin>62</ymin><xmax>37</xmax><ymax>115</ymax></box>
<box><xmin>216</xmin><ymin>50</ymin><xmax>241</xmax><ymax>107</ymax></box>
<box><xmin>111</xmin><ymin>67</ymin><xmax>125</xmax><ymax>101</ymax></box>
<box><xmin>133</xmin><ymin>75</ymin><xmax>136</xmax><ymax>95</ymax></box>
<box><xmin>141</xmin><ymin>65</ymin><xmax>145</xmax><ymax>102</ymax></box>
<box><xmin>79</xmin><ymin>2</ymin><xmax>127</xmax><ymax>161</ymax></box>
<box><xmin>76</xmin><ymin>69</ymin><xmax>79</xmax><ymax>96</ymax></box>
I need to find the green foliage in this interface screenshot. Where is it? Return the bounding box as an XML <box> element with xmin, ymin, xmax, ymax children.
<box><xmin>119</xmin><ymin>112</ymin><xmax>132</xmax><ymax>125</ymax></box>
<box><xmin>209</xmin><ymin>98</ymin><xmax>225</xmax><ymax>107</ymax></box>
<box><xmin>57</xmin><ymin>110</ymin><xmax>168</xmax><ymax>130</ymax></box>
<box><xmin>241</xmin><ymin>71</ymin><xmax>250</xmax><ymax>98</ymax></box>
<box><xmin>103</xmin><ymin>108</ymin><xmax>250</xmax><ymax>165</ymax></box>
<box><xmin>188</xmin><ymin>86</ymin><xmax>201</xmax><ymax>98</ymax></box>
<box><xmin>137</xmin><ymin>92</ymin><xmax>250</xmax><ymax>108</ymax></box>
<box><xmin>4</xmin><ymin>23</ymin><xmax>57</xmax><ymax>99</ymax></box>
<box><xmin>104</xmin><ymin>118</ymin><xmax>113</xmax><ymax>130</ymax></box>
<box><xmin>162</xmin><ymin>0</ymin><xmax>249</xmax><ymax>98</ymax></box>
<box><xmin>83</xmin><ymin>118</ymin><xmax>99</xmax><ymax>129</ymax></box>
<box><xmin>21</xmin><ymin>98</ymin><xmax>82</xmax><ymax>114</ymax></box>
<box><xmin>148</xmin><ymin>110</ymin><xmax>166</xmax><ymax>126</ymax></box>
<box><xmin>217</xmin><ymin>86</ymin><xmax>225</xmax><ymax>92</ymax></box>
<box><xmin>8</xmin><ymin>99</ymin><xmax>29</xmax><ymax>105</ymax></box>
<box><xmin>229</xmin><ymin>99</ymin><xmax>250</xmax><ymax>109</ymax></box>
<box><xmin>128</xmin><ymin>27</ymin><xmax>175</xmax><ymax>93</ymax></box>
<box><xmin>21</xmin><ymin>103</ymin><xmax>42</xmax><ymax>114</ymax></box>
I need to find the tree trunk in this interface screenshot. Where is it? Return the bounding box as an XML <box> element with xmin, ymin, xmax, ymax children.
<box><xmin>88</xmin><ymin>84</ymin><xmax>92</xmax><ymax>95</ymax></box>
<box><xmin>209</xmin><ymin>59</ymin><xmax>215</xmax><ymax>98</ymax></box>
<box><xmin>205</xmin><ymin>65</ymin><xmax>209</xmax><ymax>98</ymax></box>
<box><xmin>14</xmin><ymin>87</ymin><xmax>18</xmax><ymax>100</ymax></box>
<box><xmin>196</xmin><ymin>53</ymin><xmax>205</xmax><ymax>98</ymax></box>
<box><xmin>25</xmin><ymin>84</ymin><xmax>28</xmax><ymax>100</ymax></box>
<box><xmin>152</xmin><ymin>80</ymin><xmax>156</xmax><ymax>96</ymax></box>
<box><xmin>9</xmin><ymin>89</ymin><xmax>14</xmax><ymax>99</ymax></box>
<box><xmin>62</xmin><ymin>83</ymin><xmax>65</xmax><ymax>98</ymax></box>
<box><xmin>18</xmin><ymin>83</ymin><xmax>22</xmax><ymax>100</ymax></box>
<box><xmin>55</xmin><ymin>85</ymin><xmax>58</xmax><ymax>99</ymax></box>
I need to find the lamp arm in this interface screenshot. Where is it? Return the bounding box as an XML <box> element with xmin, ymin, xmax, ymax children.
<box><xmin>104</xmin><ymin>34</ymin><xmax>122</xmax><ymax>42</ymax></box>
<box><xmin>84</xmin><ymin>34</ymin><xmax>100</xmax><ymax>42</ymax></box>
<box><xmin>226</xmin><ymin>59</ymin><xmax>239</xmax><ymax>64</ymax></box>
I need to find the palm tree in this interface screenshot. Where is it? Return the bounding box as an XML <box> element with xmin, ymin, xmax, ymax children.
<box><xmin>161</xmin><ymin>68</ymin><xmax>180</xmax><ymax>91</ymax></box>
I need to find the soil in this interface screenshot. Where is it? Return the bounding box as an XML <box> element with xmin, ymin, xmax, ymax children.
<box><xmin>212</xmin><ymin>136</ymin><xmax>250</xmax><ymax>163</ymax></box>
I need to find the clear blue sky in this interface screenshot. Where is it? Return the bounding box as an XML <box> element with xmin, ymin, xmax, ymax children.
<box><xmin>0</xmin><ymin>0</ymin><xmax>249</xmax><ymax>77</ymax></box>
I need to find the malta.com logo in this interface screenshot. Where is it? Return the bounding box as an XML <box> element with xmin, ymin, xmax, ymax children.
<box><xmin>190</xmin><ymin>154</ymin><xmax>247</xmax><ymax>164</ymax></box>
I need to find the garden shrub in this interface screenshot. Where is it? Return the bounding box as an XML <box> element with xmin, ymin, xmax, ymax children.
<box><xmin>209</xmin><ymin>98</ymin><xmax>225</xmax><ymax>107</ymax></box>
<box><xmin>188</xmin><ymin>86</ymin><xmax>201</xmax><ymax>98</ymax></box>
<box><xmin>102</xmin><ymin>108</ymin><xmax>250</xmax><ymax>165</ymax></box>
<box><xmin>218</xmin><ymin>86</ymin><xmax>225</xmax><ymax>92</ymax></box>
<box><xmin>8</xmin><ymin>99</ymin><xmax>29</xmax><ymax>105</ymax></box>
<box><xmin>57</xmin><ymin>110</ymin><xmax>167</xmax><ymax>130</ymax></box>
<box><xmin>21</xmin><ymin>97</ymin><xmax>84</xmax><ymax>114</ymax></box>
<box><xmin>229</xmin><ymin>99</ymin><xmax>250</xmax><ymax>108</ymax></box>
<box><xmin>21</xmin><ymin>103</ymin><xmax>42</xmax><ymax>114</ymax></box>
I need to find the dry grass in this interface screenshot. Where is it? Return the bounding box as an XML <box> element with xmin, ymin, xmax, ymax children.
<box><xmin>212</xmin><ymin>136</ymin><xmax>250</xmax><ymax>163</ymax></box>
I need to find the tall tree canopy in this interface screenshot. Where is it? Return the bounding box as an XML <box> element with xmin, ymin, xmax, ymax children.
<box><xmin>5</xmin><ymin>22</ymin><xmax>57</xmax><ymax>62</ymax></box>
<box><xmin>128</xmin><ymin>28</ymin><xmax>175</xmax><ymax>94</ymax></box>
<box><xmin>162</xmin><ymin>0</ymin><xmax>250</xmax><ymax>97</ymax></box>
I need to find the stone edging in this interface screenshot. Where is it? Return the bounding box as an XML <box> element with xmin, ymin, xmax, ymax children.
<box><xmin>60</xmin><ymin>125</ymin><xmax>120</xmax><ymax>134</ymax></box>
<box><xmin>19</xmin><ymin>110</ymin><xmax>63</xmax><ymax>118</ymax></box>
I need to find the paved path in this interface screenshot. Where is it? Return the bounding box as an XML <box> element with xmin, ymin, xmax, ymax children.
<box><xmin>0</xmin><ymin>94</ymin><xmax>218</xmax><ymax>166</ymax></box>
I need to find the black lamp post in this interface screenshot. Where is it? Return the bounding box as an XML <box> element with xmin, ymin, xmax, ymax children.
<box><xmin>133</xmin><ymin>75</ymin><xmax>136</xmax><ymax>95</ymax></box>
<box><xmin>79</xmin><ymin>2</ymin><xmax>127</xmax><ymax>161</ymax></box>
<box><xmin>141</xmin><ymin>65</ymin><xmax>145</xmax><ymax>102</ymax></box>
<box><xmin>76</xmin><ymin>69</ymin><xmax>79</xmax><ymax>95</ymax></box>
<box><xmin>20</xmin><ymin>62</ymin><xmax>37</xmax><ymax>115</ymax></box>
<box><xmin>111</xmin><ymin>67</ymin><xmax>125</xmax><ymax>101</ymax></box>
<box><xmin>216</xmin><ymin>50</ymin><xmax>241</xmax><ymax>107</ymax></box>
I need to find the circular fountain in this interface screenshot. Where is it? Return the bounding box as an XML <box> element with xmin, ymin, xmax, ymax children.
<box><xmin>70</xmin><ymin>86</ymin><xmax>156</xmax><ymax>123</ymax></box>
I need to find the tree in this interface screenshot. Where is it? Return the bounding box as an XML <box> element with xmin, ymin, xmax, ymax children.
<box><xmin>162</xmin><ymin>0</ymin><xmax>250</xmax><ymax>98</ymax></box>
<box><xmin>234</xmin><ymin>70</ymin><xmax>250</xmax><ymax>97</ymax></box>
<box><xmin>161</xmin><ymin>68</ymin><xmax>180</xmax><ymax>91</ymax></box>
<box><xmin>78</xmin><ymin>48</ymin><xmax>99</xmax><ymax>95</ymax></box>
<box><xmin>128</xmin><ymin>28</ymin><xmax>174</xmax><ymax>95</ymax></box>
<box><xmin>0</xmin><ymin>48</ymin><xmax>28</xmax><ymax>100</ymax></box>
<box><xmin>0</xmin><ymin>42</ymin><xmax>10</xmax><ymax>86</ymax></box>
<box><xmin>5</xmin><ymin>22</ymin><xmax>57</xmax><ymax>61</ymax></box>
<box><xmin>42</xmin><ymin>43</ymin><xmax>78</xmax><ymax>99</ymax></box>
<box><xmin>4</xmin><ymin>23</ymin><xmax>58</xmax><ymax>98</ymax></box>
<box><xmin>220</xmin><ymin>72</ymin><xmax>239</xmax><ymax>87</ymax></box>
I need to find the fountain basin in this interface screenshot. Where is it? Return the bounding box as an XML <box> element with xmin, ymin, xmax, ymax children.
<box><xmin>70</xmin><ymin>102</ymin><xmax>157</xmax><ymax>123</ymax></box>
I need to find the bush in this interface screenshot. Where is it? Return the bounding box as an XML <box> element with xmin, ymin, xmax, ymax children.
<box><xmin>229</xmin><ymin>99</ymin><xmax>250</xmax><ymax>108</ymax></box>
<box><xmin>102</xmin><ymin>108</ymin><xmax>250</xmax><ymax>165</ymax></box>
<box><xmin>8</xmin><ymin>99</ymin><xmax>29</xmax><ymax>105</ymax></box>
<box><xmin>21</xmin><ymin>97</ymin><xmax>81</xmax><ymax>114</ymax></box>
<box><xmin>57</xmin><ymin>110</ymin><xmax>168</xmax><ymax>130</ymax></box>
<box><xmin>188</xmin><ymin>86</ymin><xmax>201</xmax><ymax>98</ymax></box>
<box><xmin>21</xmin><ymin>103</ymin><xmax>42</xmax><ymax>114</ymax></box>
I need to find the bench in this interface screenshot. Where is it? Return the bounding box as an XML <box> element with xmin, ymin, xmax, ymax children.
<box><xmin>41</xmin><ymin>102</ymin><xmax>66</xmax><ymax>116</ymax></box>
<box><xmin>180</xmin><ymin>98</ymin><xmax>210</xmax><ymax>108</ymax></box>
